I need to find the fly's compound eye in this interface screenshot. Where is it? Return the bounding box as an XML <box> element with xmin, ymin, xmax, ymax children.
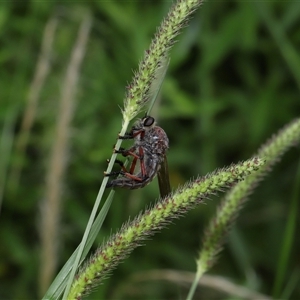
<box><xmin>143</xmin><ymin>116</ymin><xmax>155</xmax><ymax>127</ymax></box>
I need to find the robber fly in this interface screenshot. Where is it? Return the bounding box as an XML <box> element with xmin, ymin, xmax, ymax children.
<box><xmin>105</xmin><ymin>115</ymin><xmax>171</xmax><ymax>197</ymax></box>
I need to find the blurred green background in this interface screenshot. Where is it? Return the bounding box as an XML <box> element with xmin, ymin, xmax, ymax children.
<box><xmin>0</xmin><ymin>1</ymin><xmax>300</xmax><ymax>299</ymax></box>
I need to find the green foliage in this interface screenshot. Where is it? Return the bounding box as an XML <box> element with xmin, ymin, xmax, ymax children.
<box><xmin>0</xmin><ymin>1</ymin><xmax>299</xmax><ymax>299</ymax></box>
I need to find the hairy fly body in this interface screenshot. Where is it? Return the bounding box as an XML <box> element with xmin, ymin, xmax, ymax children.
<box><xmin>105</xmin><ymin>116</ymin><xmax>170</xmax><ymax>193</ymax></box>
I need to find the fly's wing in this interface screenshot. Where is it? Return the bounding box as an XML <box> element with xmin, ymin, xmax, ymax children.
<box><xmin>147</xmin><ymin>58</ymin><xmax>170</xmax><ymax>197</ymax></box>
<box><xmin>157</xmin><ymin>155</ymin><xmax>171</xmax><ymax>198</ymax></box>
<box><xmin>147</xmin><ymin>57</ymin><xmax>170</xmax><ymax>115</ymax></box>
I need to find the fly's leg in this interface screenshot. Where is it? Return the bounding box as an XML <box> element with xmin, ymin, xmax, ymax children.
<box><xmin>114</xmin><ymin>146</ymin><xmax>136</xmax><ymax>157</ymax></box>
<box><xmin>129</xmin><ymin>155</ymin><xmax>138</xmax><ymax>174</ymax></box>
<box><xmin>105</xmin><ymin>159</ymin><xmax>136</xmax><ymax>178</ymax></box>
<box><xmin>114</xmin><ymin>146</ymin><xmax>141</xmax><ymax>174</ymax></box>
<box><xmin>105</xmin><ymin>169</ymin><xmax>144</xmax><ymax>182</ymax></box>
<box><xmin>118</xmin><ymin>129</ymin><xmax>145</xmax><ymax>140</ymax></box>
<box><xmin>104</xmin><ymin>159</ymin><xmax>125</xmax><ymax>177</ymax></box>
<box><xmin>116</xmin><ymin>146</ymin><xmax>147</xmax><ymax>179</ymax></box>
<box><xmin>112</xmin><ymin>159</ymin><xmax>141</xmax><ymax>178</ymax></box>
<box><xmin>104</xmin><ymin>157</ymin><xmax>144</xmax><ymax>182</ymax></box>
<box><xmin>105</xmin><ymin>127</ymin><xmax>148</xmax><ymax>183</ymax></box>
<box><xmin>137</xmin><ymin>146</ymin><xmax>147</xmax><ymax>178</ymax></box>
<box><xmin>104</xmin><ymin>170</ymin><xmax>125</xmax><ymax>177</ymax></box>
<box><xmin>114</xmin><ymin>159</ymin><xmax>128</xmax><ymax>173</ymax></box>
<box><xmin>104</xmin><ymin>147</ymin><xmax>148</xmax><ymax>181</ymax></box>
<box><xmin>118</xmin><ymin>133</ymin><xmax>133</xmax><ymax>140</ymax></box>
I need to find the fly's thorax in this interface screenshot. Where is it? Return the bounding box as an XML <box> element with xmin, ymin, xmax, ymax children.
<box><xmin>144</xmin><ymin>126</ymin><xmax>169</xmax><ymax>155</ymax></box>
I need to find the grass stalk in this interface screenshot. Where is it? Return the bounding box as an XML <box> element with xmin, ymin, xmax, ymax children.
<box><xmin>116</xmin><ymin>270</ymin><xmax>271</xmax><ymax>300</ymax></box>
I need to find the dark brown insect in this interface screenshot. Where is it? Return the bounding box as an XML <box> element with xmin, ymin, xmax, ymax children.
<box><xmin>105</xmin><ymin>116</ymin><xmax>170</xmax><ymax>196</ymax></box>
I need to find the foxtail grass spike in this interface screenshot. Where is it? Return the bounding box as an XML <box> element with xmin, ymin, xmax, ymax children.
<box><xmin>122</xmin><ymin>0</ymin><xmax>204</xmax><ymax>123</ymax></box>
<box><xmin>198</xmin><ymin>118</ymin><xmax>300</xmax><ymax>276</ymax></box>
<box><xmin>68</xmin><ymin>158</ymin><xmax>264</xmax><ymax>299</ymax></box>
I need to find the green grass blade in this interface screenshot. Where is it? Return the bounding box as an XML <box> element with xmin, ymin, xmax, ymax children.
<box><xmin>62</xmin><ymin>115</ymin><xmax>129</xmax><ymax>299</ymax></box>
<box><xmin>43</xmin><ymin>191</ymin><xmax>114</xmax><ymax>300</ymax></box>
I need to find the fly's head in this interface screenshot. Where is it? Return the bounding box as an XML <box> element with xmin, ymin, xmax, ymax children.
<box><xmin>132</xmin><ymin>116</ymin><xmax>156</xmax><ymax>141</ymax></box>
<box><xmin>141</xmin><ymin>116</ymin><xmax>156</xmax><ymax>131</ymax></box>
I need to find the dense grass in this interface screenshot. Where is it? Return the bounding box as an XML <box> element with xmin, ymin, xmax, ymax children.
<box><xmin>0</xmin><ymin>1</ymin><xmax>299</xmax><ymax>299</ymax></box>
